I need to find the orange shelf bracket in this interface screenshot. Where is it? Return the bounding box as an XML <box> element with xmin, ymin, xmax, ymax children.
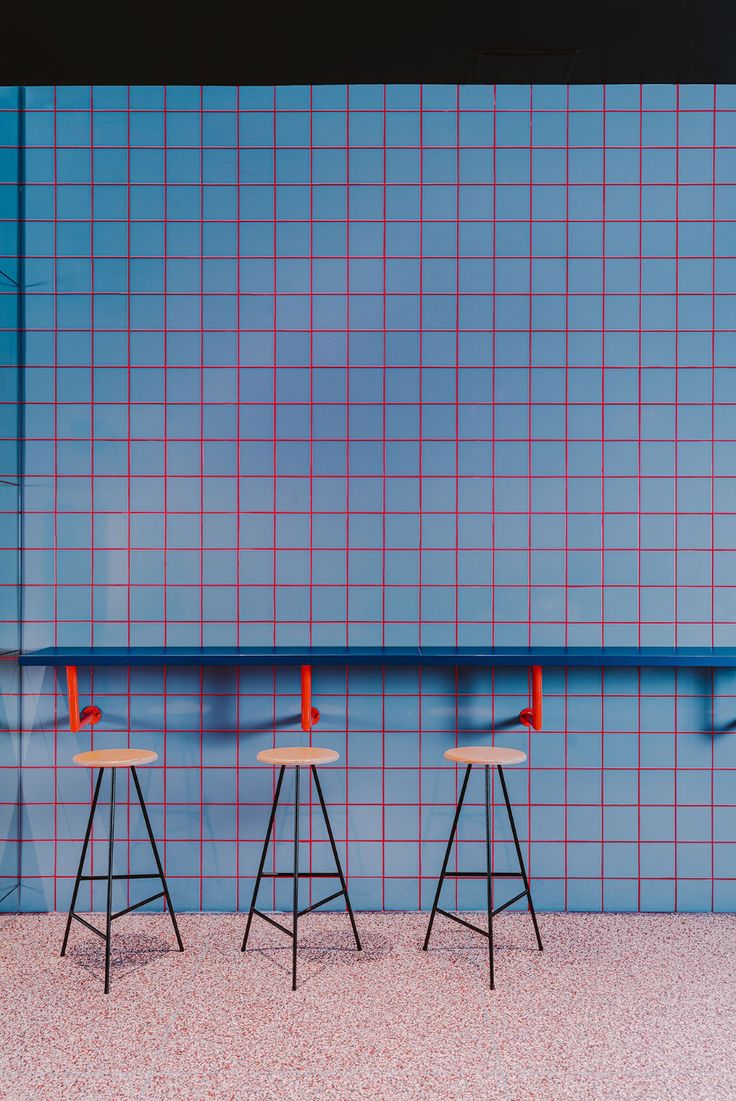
<box><xmin>300</xmin><ymin>665</ymin><xmax>321</xmax><ymax>732</ymax></box>
<box><xmin>519</xmin><ymin>665</ymin><xmax>543</xmax><ymax>731</ymax></box>
<box><xmin>65</xmin><ymin>665</ymin><xmax>102</xmax><ymax>734</ymax></box>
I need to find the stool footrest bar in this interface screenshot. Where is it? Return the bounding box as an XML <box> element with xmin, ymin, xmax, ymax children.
<box><xmin>112</xmin><ymin>891</ymin><xmax>165</xmax><ymax>920</ymax></box>
<box><xmin>298</xmin><ymin>889</ymin><xmax>345</xmax><ymax>917</ymax></box>
<box><xmin>252</xmin><ymin>909</ymin><xmax>294</xmax><ymax>938</ymax></box>
<box><xmin>80</xmin><ymin>873</ymin><xmax>160</xmax><ymax>882</ymax></box>
<box><xmin>71</xmin><ymin>913</ymin><xmax>106</xmax><ymax>940</ymax></box>
<box><xmin>491</xmin><ymin>890</ymin><xmax>528</xmax><ymax>917</ymax></box>
<box><xmin>435</xmin><ymin>908</ymin><xmax>489</xmax><ymax>938</ymax></box>
<box><xmin>261</xmin><ymin>872</ymin><xmax>340</xmax><ymax>879</ymax></box>
<box><xmin>444</xmin><ymin>870</ymin><xmax>522</xmax><ymax>879</ymax></box>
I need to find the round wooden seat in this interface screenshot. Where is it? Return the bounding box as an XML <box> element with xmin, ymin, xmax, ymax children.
<box><xmin>444</xmin><ymin>746</ymin><xmax>527</xmax><ymax>767</ymax></box>
<box><xmin>73</xmin><ymin>748</ymin><xmax>158</xmax><ymax>768</ymax></box>
<box><xmin>257</xmin><ymin>746</ymin><xmax>339</xmax><ymax>767</ymax></box>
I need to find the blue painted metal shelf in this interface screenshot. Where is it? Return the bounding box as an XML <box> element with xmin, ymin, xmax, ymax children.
<box><xmin>18</xmin><ymin>645</ymin><xmax>736</xmax><ymax>669</ymax></box>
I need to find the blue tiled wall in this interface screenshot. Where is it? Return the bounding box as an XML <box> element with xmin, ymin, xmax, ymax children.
<box><xmin>8</xmin><ymin>84</ymin><xmax>736</xmax><ymax>912</ymax></box>
<box><xmin>0</xmin><ymin>88</ymin><xmax>21</xmax><ymax>907</ymax></box>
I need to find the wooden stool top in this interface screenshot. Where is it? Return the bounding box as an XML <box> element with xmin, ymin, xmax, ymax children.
<box><xmin>73</xmin><ymin>748</ymin><xmax>158</xmax><ymax>768</ymax></box>
<box><xmin>444</xmin><ymin>746</ymin><xmax>527</xmax><ymax>767</ymax></box>
<box><xmin>257</xmin><ymin>746</ymin><xmax>339</xmax><ymax>767</ymax></box>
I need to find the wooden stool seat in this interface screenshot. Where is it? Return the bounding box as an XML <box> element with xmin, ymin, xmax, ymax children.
<box><xmin>73</xmin><ymin>748</ymin><xmax>158</xmax><ymax>768</ymax></box>
<box><xmin>444</xmin><ymin>746</ymin><xmax>526</xmax><ymax>767</ymax></box>
<box><xmin>257</xmin><ymin>746</ymin><xmax>339</xmax><ymax>767</ymax></box>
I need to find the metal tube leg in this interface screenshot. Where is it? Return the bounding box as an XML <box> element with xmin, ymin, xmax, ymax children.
<box><xmin>130</xmin><ymin>766</ymin><xmax>184</xmax><ymax>952</ymax></box>
<box><xmin>485</xmin><ymin>765</ymin><xmax>494</xmax><ymax>991</ymax></box>
<box><xmin>61</xmin><ymin>768</ymin><xmax>105</xmax><ymax>957</ymax></box>
<box><xmin>241</xmin><ymin>766</ymin><xmax>286</xmax><ymax>952</ymax></box>
<box><xmin>104</xmin><ymin>768</ymin><xmax>117</xmax><ymax>995</ymax></box>
<box><xmin>311</xmin><ymin>766</ymin><xmax>361</xmax><ymax>951</ymax></box>
<box><xmin>423</xmin><ymin>764</ymin><xmax>472</xmax><ymax>951</ymax></box>
<box><xmin>497</xmin><ymin>765</ymin><xmax>543</xmax><ymax>952</ymax></box>
<box><xmin>292</xmin><ymin>766</ymin><xmax>300</xmax><ymax>992</ymax></box>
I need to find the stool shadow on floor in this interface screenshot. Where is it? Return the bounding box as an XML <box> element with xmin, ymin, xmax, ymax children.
<box><xmin>242</xmin><ymin>926</ymin><xmax>389</xmax><ymax>989</ymax></box>
<box><xmin>63</xmin><ymin>929</ymin><xmax>180</xmax><ymax>985</ymax></box>
<box><xmin>423</xmin><ymin>926</ymin><xmax>545</xmax><ymax>982</ymax></box>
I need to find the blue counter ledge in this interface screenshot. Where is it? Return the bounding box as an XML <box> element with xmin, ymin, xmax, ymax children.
<box><xmin>17</xmin><ymin>645</ymin><xmax>736</xmax><ymax>669</ymax></box>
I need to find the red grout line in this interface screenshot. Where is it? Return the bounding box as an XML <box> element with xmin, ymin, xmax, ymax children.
<box><xmin>637</xmin><ymin>82</ymin><xmax>644</xmax><ymax>912</ymax></box>
<box><xmin>527</xmin><ymin>85</ymin><xmax>534</xmax><ymax>893</ymax></box>
<box><xmin>600</xmin><ymin>85</ymin><xmax>607</xmax><ymax>910</ymax></box>
<box><xmin>235</xmin><ymin>83</ymin><xmax>242</xmax><ymax>912</ymax></box>
<box><xmin>563</xmin><ymin>85</ymin><xmax>571</xmax><ymax>910</ymax></box>
<box><xmin>125</xmin><ymin>84</ymin><xmax>133</xmax><ymax>900</ymax></box>
<box><xmin>491</xmin><ymin>83</ymin><xmax>497</xmax><ymax>651</ymax></box>
<box><xmin>416</xmin><ymin>85</ymin><xmax>426</xmax><ymax>909</ymax></box>
<box><xmin>344</xmin><ymin>87</ymin><xmax>351</xmax><ymax>898</ymax></box>
<box><xmin>711</xmin><ymin>86</ymin><xmax>718</xmax><ymax>911</ymax></box>
<box><xmin>381</xmin><ymin>83</ymin><xmax>387</xmax><ymax>910</ymax></box>
<box><xmin>490</xmin><ymin>85</ymin><xmax>498</xmax><ymax>892</ymax></box>
<box><xmin>454</xmin><ymin>89</ymin><xmax>460</xmax><ymax>650</ymax></box>
<box><xmin>161</xmin><ymin>85</ymin><xmax>170</xmax><ymax>913</ymax></box>
<box><xmin>12</xmin><ymin>101</ymin><xmax>736</xmax><ymax>113</ymax></box>
<box><xmin>198</xmin><ymin>85</ymin><xmax>204</xmax><ymax>911</ymax></box>
<box><xmin>673</xmin><ymin>84</ymin><xmax>680</xmax><ymax>913</ymax></box>
<box><xmin>271</xmin><ymin>85</ymin><xmax>278</xmax><ymax>909</ymax></box>
<box><xmin>309</xmin><ymin>85</ymin><xmax>314</xmax><ymax>652</ymax></box>
<box><xmin>52</xmin><ymin>84</ymin><xmax>59</xmax><ymax>912</ymax></box>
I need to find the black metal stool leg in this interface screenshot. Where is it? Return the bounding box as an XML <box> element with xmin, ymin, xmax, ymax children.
<box><xmin>423</xmin><ymin>764</ymin><xmax>472</xmax><ymax>951</ymax></box>
<box><xmin>104</xmin><ymin>767</ymin><xmax>117</xmax><ymax>995</ymax></box>
<box><xmin>61</xmin><ymin>767</ymin><xmax>105</xmax><ymax>957</ymax></box>
<box><xmin>292</xmin><ymin>765</ymin><xmax>300</xmax><ymax>991</ymax></box>
<box><xmin>485</xmin><ymin>765</ymin><xmax>494</xmax><ymax>990</ymax></box>
<box><xmin>241</xmin><ymin>766</ymin><xmax>286</xmax><ymax>952</ymax></box>
<box><xmin>130</xmin><ymin>766</ymin><xmax>184</xmax><ymax>952</ymax></box>
<box><xmin>311</xmin><ymin>765</ymin><xmax>361</xmax><ymax>951</ymax></box>
<box><xmin>497</xmin><ymin>765</ymin><xmax>543</xmax><ymax>952</ymax></box>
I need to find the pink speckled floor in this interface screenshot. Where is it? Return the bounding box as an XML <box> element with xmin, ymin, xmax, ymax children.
<box><xmin>0</xmin><ymin>911</ymin><xmax>734</xmax><ymax>1101</ymax></box>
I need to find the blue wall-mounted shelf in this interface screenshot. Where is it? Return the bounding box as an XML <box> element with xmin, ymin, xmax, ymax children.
<box><xmin>21</xmin><ymin>646</ymin><xmax>735</xmax><ymax>735</ymax></box>
<box><xmin>18</xmin><ymin>645</ymin><xmax>736</xmax><ymax>669</ymax></box>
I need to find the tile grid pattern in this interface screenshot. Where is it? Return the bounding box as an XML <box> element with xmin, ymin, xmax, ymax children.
<box><xmin>4</xmin><ymin>83</ymin><xmax>736</xmax><ymax>911</ymax></box>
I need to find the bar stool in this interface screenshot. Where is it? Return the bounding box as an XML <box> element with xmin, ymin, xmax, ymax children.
<box><xmin>241</xmin><ymin>746</ymin><xmax>362</xmax><ymax>990</ymax></box>
<box><xmin>423</xmin><ymin>746</ymin><xmax>543</xmax><ymax>989</ymax></box>
<box><xmin>61</xmin><ymin>748</ymin><xmax>184</xmax><ymax>994</ymax></box>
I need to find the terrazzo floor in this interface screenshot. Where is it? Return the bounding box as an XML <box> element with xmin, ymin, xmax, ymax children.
<box><xmin>0</xmin><ymin>910</ymin><xmax>734</xmax><ymax>1100</ymax></box>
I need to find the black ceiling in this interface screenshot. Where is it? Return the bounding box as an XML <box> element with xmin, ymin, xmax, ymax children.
<box><xmin>2</xmin><ymin>2</ymin><xmax>730</xmax><ymax>87</ymax></box>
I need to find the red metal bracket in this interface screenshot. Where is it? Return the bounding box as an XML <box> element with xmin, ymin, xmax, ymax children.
<box><xmin>65</xmin><ymin>665</ymin><xmax>102</xmax><ymax>734</ymax></box>
<box><xmin>519</xmin><ymin>665</ymin><xmax>543</xmax><ymax>731</ymax></box>
<box><xmin>300</xmin><ymin>665</ymin><xmax>321</xmax><ymax>732</ymax></box>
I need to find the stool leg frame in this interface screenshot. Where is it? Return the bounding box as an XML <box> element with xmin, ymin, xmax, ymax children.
<box><xmin>423</xmin><ymin>763</ymin><xmax>543</xmax><ymax>988</ymax></box>
<box><xmin>292</xmin><ymin>764</ymin><xmax>300</xmax><ymax>991</ymax></box>
<box><xmin>422</xmin><ymin>764</ymin><xmax>472</xmax><ymax>951</ymax></box>
<box><xmin>60</xmin><ymin>766</ymin><xmax>105</xmax><ymax>957</ymax></box>
<box><xmin>61</xmin><ymin>766</ymin><xmax>184</xmax><ymax>994</ymax></box>
<box><xmin>311</xmin><ymin>765</ymin><xmax>362</xmax><ymax>951</ymax></box>
<box><xmin>104</xmin><ymin>767</ymin><xmax>117</xmax><ymax>994</ymax></box>
<box><xmin>241</xmin><ymin>765</ymin><xmax>286</xmax><ymax>952</ymax></box>
<box><xmin>241</xmin><ymin>765</ymin><xmax>362</xmax><ymax>990</ymax></box>
<box><xmin>497</xmin><ymin>765</ymin><xmax>543</xmax><ymax>953</ymax></box>
<box><xmin>484</xmin><ymin>765</ymin><xmax>494</xmax><ymax>990</ymax></box>
<box><xmin>130</xmin><ymin>767</ymin><xmax>184</xmax><ymax>953</ymax></box>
